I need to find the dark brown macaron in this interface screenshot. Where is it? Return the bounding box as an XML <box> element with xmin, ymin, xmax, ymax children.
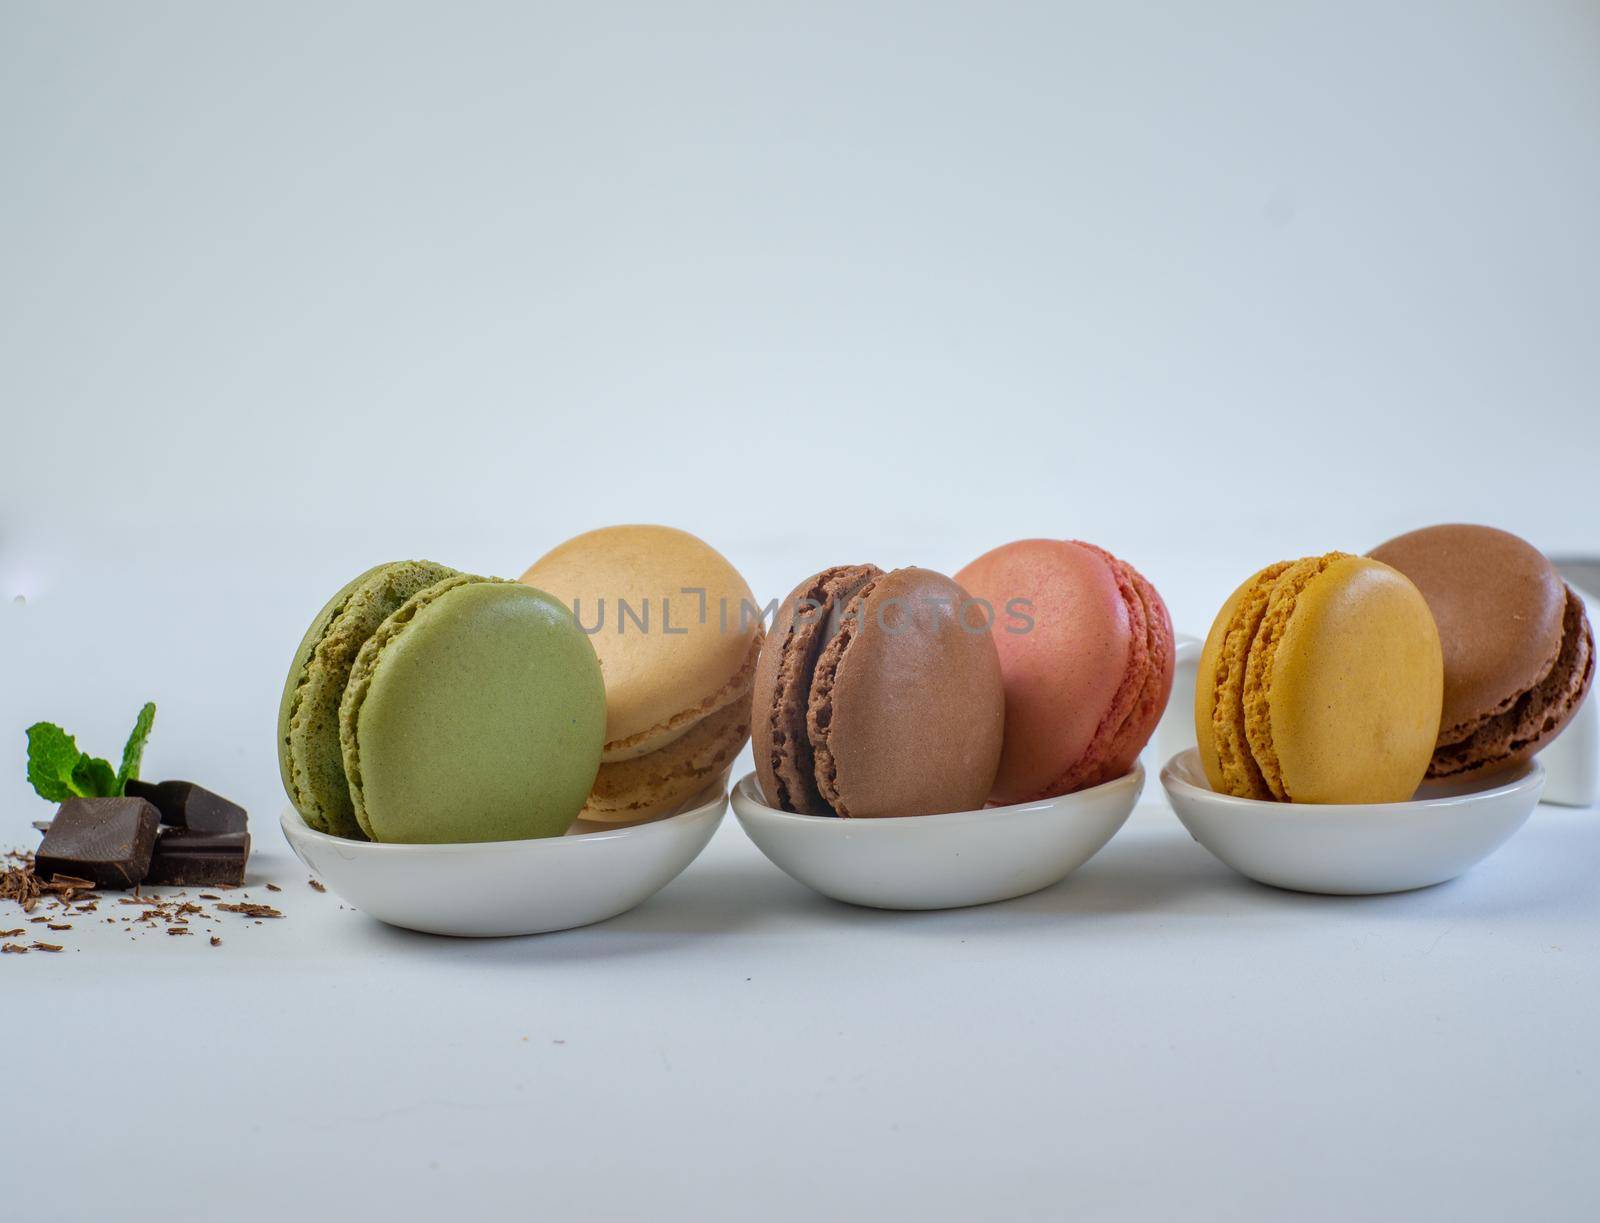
<box><xmin>752</xmin><ymin>565</ymin><xmax>1006</xmax><ymax>818</ymax></box>
<box><xmin>1370</xmin><ymin>524</ymin><xmax>1595</xmax><ymax>778</ymax></box>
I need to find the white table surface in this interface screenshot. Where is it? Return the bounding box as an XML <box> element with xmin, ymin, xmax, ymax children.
<box><xmin>7</xmin><ymin>752</ymin><xmax>1598</xmax><ymax>1222</ymax></box>
<box><xmin>5</xmin><ymin>537</ymin><xmax>1599</xmax><ymax>1221</ymax></box>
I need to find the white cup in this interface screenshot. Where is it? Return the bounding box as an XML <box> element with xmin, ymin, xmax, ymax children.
<box><xmin>1144</xmin><ymin>634</ymin><xmax>1202</xmax><ymax>783</ymax></box>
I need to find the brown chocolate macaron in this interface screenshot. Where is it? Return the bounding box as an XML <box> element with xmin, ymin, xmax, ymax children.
<box><xmin>752</xmin><ymin>566</ymin><xmax>1006</xmax><ymax>817</ymax></box>
<box><xmin>1370</xmin><ymin>524</ymin><xmax>1595</xmax><ymax>779</ymax></box>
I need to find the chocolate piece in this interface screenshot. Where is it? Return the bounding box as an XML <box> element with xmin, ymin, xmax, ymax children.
<box><xmin>35</xmin><ymin>798</ymin><xmax>159</xmax><ymax>888</ymax></box>
<box><xmin>143</xmin><ymin>827</ymin><xmax>251</xmax><ymax>887</ymax></box>
<box><xmin>124</xmin><ymin>779</ymin><xmax>248</xmax><ymax>834</ymax></box>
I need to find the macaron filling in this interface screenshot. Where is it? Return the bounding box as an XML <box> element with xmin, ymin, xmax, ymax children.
<box><xmin>1429</xmin><ymin>586</ymin><xmax>1595</xmax><ymax>778</ymax></box>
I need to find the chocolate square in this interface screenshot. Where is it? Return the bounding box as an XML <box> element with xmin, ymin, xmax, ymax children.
<box><xmin>36</xmin><ymin>797</ymin><xmax>159</xmax><ymax>888</ymax></box>
<box><xmin>144</xmin><ymin>827</ymin><xmax>251</xmax><ymax>887</ymax></box>
<box><xmin>124</xmin><ymin>779</ymin><xmax>248</xmax><ymax>834</ymax></box>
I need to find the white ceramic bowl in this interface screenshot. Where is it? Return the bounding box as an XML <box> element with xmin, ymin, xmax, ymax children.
<box><xmin>728</xmin><ymin>766</ymin><xmax>1142</xmax><ymax>911</ymax></box>
<box><xmin>1161</xmin><ymin>748</ymin><xmax>1545</xmax><ymax>895</ymax></box>
<box><xmin>279</xmin><ymin>784</ymin><xmax>727</xmax><ymax>936</ymax></box>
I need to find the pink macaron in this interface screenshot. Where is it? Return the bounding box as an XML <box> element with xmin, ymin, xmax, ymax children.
<box><xmin>955</xmin><ymin>540</ymin><xmax>1174</xmax><ymax>803</ymax></box>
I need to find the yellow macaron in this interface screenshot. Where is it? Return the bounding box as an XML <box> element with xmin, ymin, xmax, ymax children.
<box><xmin>522</xmin><ymin>525</ymin><xmax>763</xmax><ymax>821</ymax></box>
<box><xmin>1196</xmin><ymin>553</ymin><xmax>1443</xmax><ymax>804</ymax></box>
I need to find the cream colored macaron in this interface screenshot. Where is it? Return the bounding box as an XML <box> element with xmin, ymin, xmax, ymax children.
<box><xmin>522</xmin><ymin>525</ymin><xmax>763</xmax><ymax>821</ymax></box>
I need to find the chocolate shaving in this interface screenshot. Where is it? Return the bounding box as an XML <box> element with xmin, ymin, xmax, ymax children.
<box><xmin>1</xmin><ymin>855</ymin><xmax>42</xmax><ymax>913</ymax></box>
<box><xmin>7</xmin><ymin>844</ymin><xmax>288</xmax><ymax>955</ymax></box>
<box><xmin>216</xmin><ymin>902</ymin><xmax>282</xmax><ymax>919</ymax></box>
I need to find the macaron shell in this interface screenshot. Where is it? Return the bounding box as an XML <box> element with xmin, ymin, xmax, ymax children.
<box><xmin>581</xmin><ymin>696</ymin><xmax>752</xmax><ymax>822</ymax></box>
<box><xmin>520</xmin><ymin>525</ymin><xmax>762</xmax><ymax>759</ymax></box>
<box><xmin>1045</xmin><ymin>543</ymin><xmax>1173</xmax><ymax>793</ymax></box>
<box><xmin>1196</xmin><ymin>561</ymin><xmax>1293</xmax><ymax>799</ymax></box>
<box><xmin>1195</xmin><ymin>576</ymin><xmax>1245</xmax><ymax>794</ymax></box>
<box><xmin>809</xmin><ymin>568</ymin><xmax>1005</xmax><ymax>818</ymax></box>
<box><xmin>1091</xmin><ymin>552</ymin><xmax>1175</xmax><ymax>785</ymax></box>
<box><xmin>751</xmin><ymin>564</ymin><xmax>883</xmax><ymax>814</ymax></box>
<box><xmin>1429</xmin><ymin>585</ymin><xmax>1594</xmax><ymax>778</ymax></box>
<box><xmin>278</xmin><ymin>564</ymin><xmax>373</xmax><ymax>826</ymax></box>
<box><xmin>277</xmin><ymin>559</ymin><xmax>459</xmax><ymax>837</ymax></box>
<box><xmin>1369</xmin><ymin>524</ymin><xmax>1565</xmax><ymax>739</ymax></box>
<box><xmin>341</xmin><ymin>580</ymin><xmax>606</xmax><ymax>843</ymax></box>
<box><xmin>954</xmin><ymin>540</ymin><xmax>1132</xmax><ymax>803</ymax></box>
<box><xmin>1258</xmin><ymin>556</ymin><xmax>1443</xmax><ymax>804</ymax></box>
<box><xmin>1243</xmin><ymin>554</ymin><xmax>1349</xmax><ymax>800</ymax></box>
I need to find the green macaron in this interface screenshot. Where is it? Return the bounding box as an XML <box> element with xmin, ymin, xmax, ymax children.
<box><xmin>280</xmin><ymin>565</ymin><xmax>607</xmax><ymax>843</ymax></box>
<box><xmin>279</xmin><ymin>560</ymin><xmax>460</xmax><ymax>837</ymax></box>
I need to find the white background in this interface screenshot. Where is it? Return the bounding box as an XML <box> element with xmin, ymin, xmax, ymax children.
<box><xmin>3</xmin><ymin>3</ymin><xmax>1598</xmax><ymax>1220</ymax></box>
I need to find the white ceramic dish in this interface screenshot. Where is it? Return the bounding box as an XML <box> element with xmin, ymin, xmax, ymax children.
<box><xmin>279</xmin><ymin>783</ymin><xmax>727</xmax><ymax>936</ymax></box>
<box><xmin>1160</xmin><ymin>748</ymin><xmax>1545</xmax><ymax>895</ymax></box>
<box><xmin>729</xmin><ymin>766</ymin><xmax>1142</xmax><ymax>911</ymax></box>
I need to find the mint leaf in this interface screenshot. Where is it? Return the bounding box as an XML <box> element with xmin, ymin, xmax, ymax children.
<box><xmin>71</xmin><ymin>754</ymin><xmax>118</xmax><ymax>798</ymax></box>
<box><xmin>26</xmin><ymin>723</ymin><xmax>81</xmax><ymax>801</ymax></box>
<box><xmin>26</xmin><ymin>704</ymin><xmax>158</xmax><ymax>803</ymax></box>
<box><xmin>116</xmin><ymin>702</ymin><xmax>156</xmax><ymax>792</ymax></box>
